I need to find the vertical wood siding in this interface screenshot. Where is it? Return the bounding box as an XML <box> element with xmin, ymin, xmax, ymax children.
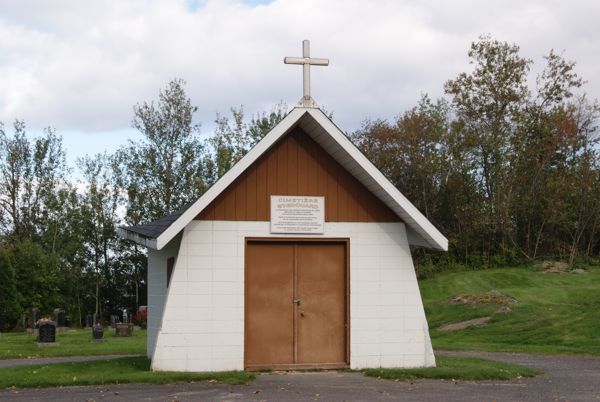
<box><xmin>196</xmin><ymin>127</ymin><xmax>400</xmax><ymax>222</ymax></box>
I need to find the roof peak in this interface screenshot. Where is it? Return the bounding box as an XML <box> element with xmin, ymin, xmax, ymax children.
<box><xmin>119</xmin><ymin>108</ymin><xmax>448</xmax><ymax>252</ymax></box>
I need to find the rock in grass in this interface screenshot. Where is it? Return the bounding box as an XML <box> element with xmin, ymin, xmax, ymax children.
<box><xmin>447</xmin><ymin>291</ymin><xmax>516</xmax><ymax>306</ymax></box>
<box><xmin>438</xmin><ymin>317</ymin><xmax>491</xmax><ymax>332</ymax></box>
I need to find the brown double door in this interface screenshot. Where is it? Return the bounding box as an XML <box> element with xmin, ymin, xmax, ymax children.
<box><xmin>245</xmin><ymin>240</ymin><xmax>348</xmax><ymax>370</ymax></box>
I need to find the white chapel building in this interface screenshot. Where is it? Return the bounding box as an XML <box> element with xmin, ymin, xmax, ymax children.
<box><xmin>119</xmin><ymin>41</ymin><xmax>447</xmax><ymax>372</ymax></box>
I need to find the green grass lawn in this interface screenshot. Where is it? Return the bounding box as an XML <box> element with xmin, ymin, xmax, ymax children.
<box><xmin>420</xmin><ymin>265</ymin><xmax>600</xmax><ymax>355</ymax></box>
<box><xmin>363</xmin><ymin>356</ymin><xmax>539</xmax><ymax>381</ymax></box>
<box><xmin>0</xmin><ymin>356</ymin><xmax>254</xmax><ymax>388</ymax></box>
<box><xmin>0</xmin><ymin>328</ymin><xmax>145</xmax><ymax>359</ymax></box>
<box><xmin>2</xmin><ymin>264</ymin><xmax>596</xmax><ymax>388</ymax></box>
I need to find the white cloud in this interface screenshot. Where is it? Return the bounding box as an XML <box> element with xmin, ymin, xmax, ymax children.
<box><xmin>0</xmin><ymin>0</ymin><xmax>598</xmax><ymax>137</ymax></box>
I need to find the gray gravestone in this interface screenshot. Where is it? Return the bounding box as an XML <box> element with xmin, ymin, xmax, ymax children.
<box><xmin>31</xmin><ymin>308</ymin><xmax>39</xmax><ymax>328</ymax></box>
<box><xmin>109</xmin><ymin>315</ymin><xmax>119</xmax><ymax>328</ymax></box>
<box><xmin>53</xmin><ymin>309</ymin><xmax>66</xmax><ymax>327</ymax></box>
<box><xmin>115</xmin><ymin>322</ymin><xmax>133</xmax><ymax>337</ymax></box>
<box><xmin>85</xmin><ymin>314</ymin><xmax>93</xmax><ymax>328</ymax></box>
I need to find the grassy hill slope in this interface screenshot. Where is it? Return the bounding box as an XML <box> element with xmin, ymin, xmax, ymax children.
<box><xmin>420</xmin><ymin>265</ymin><xmax>600</xmax><ymax>355</ymax></box>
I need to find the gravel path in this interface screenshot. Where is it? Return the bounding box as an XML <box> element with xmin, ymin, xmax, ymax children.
<box><xmin>1</xmin><ymin>351</ymin><xmax>599</xmax><ymax>401</ymax></box>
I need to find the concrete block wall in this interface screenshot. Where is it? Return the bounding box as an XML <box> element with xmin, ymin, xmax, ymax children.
<box><xmin>147</xmin><ymin>235</ymin><xmax>181</xmax><ymax>359</ymax></box>
<box><xmin>150</xmin><ymin>221</ymin><xmax>435</xmax><ymax>371</ymax></box>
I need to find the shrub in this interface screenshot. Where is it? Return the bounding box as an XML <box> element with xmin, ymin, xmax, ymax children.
<box><xmin>132</xmin><ymin>309</ymin><xmax>147</xmax><ymax>329</ymax></box>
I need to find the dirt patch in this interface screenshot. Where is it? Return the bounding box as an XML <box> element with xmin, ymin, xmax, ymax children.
<box><xmin>438</xmin><ymin>317</ymin><xmax>491</xmax><ymax>332</ymax></box>
<box><xmin>538</xmin><ymin>260</ymin><xmax>569</xmax><ymax>273</ymax></box>
<box><xmin>447</xmin><ymin>290</ymin><xmax>516</xmax><ymax>306</ymax></box>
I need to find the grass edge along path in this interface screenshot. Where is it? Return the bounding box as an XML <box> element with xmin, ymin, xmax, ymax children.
<box><xmin>0</xmin><ymin>356</ymin><xmax>537</xmax><ymax>389</ymax></box>
<box><xmin>0</xmin><ymin>356</ymin><xmax>254</xmax><ymax>389</ymax></box>
<box><xmin>363</xmin><ymin>356</ymin><xmax>540</xmax><ymax>381</ymax></box>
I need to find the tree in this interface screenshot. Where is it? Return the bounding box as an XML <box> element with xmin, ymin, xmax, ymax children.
<box><xmin>0</xmin><ymin>121</ymin><xmax>69</xmax><ymax>243</ymax></box>
<box><xmin>78</xmin><ymin>153</ymin><xmax>122</xmax><ymax>318</ymax></box>
<box><xmin>353</xmin><ymin>35</ymin><xmax>600</xmax><ymax>270</ymax></box>
<box><xmin>208</xmin><ymin>102</ymin><xmax>287</xmax><ymax>180</ymax></box>
<box><xmin>117</xmin><ymin>78</ymin><xmax>210</xmax><ymax>225</ymax></box>
<box><xmin>352</xmin><ymin>95</ymin><xmax>450</xmax><ymax>219</ymax></box>
<box><xmin>0</xmin><ymin>247</ymin><xmax>20</xmax><ymax>330</ymax></box>
<box><xmin>444</xmin><ymin>35</ymin><xmax>532</xmax><ymax>264</ymax></box>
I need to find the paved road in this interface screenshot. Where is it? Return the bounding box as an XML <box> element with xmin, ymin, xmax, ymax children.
<box><xmin>0</xmin><ymin>354</ymin><xmax>141</xmax><ymax>369</ymax></box>
<box><xmin>1</xmin><ymin>351</ymin><xmax>599</xmax><ymax>401</ymax></box>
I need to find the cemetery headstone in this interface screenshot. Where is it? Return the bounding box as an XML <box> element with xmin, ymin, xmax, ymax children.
<box><xmin>110</xmin><ymin>315</ymin><xmax>119</xmax><ymax>328</ymax></box>
<box><xmin>85</xmin><ymin>314</ymin><xmax>93</xmax><ymax>328</ymax></box>
<box><xmin>115</xmin><ymin>322</ymin><xmax>134</xmax><ymax>337</ymax></box>
<box><xmin>122</xmin><ymin>309</ymin><xmax>128</xmax><ymax>324</ymax></box>
<box><xmin>20</xmin><ymin>314</ymin><xmax>27</xmax><ymax>330</ymax></box>
<box><xmin>31</xmin><ymin>308</ymin><xmax>39</xmax><ymax>328</ymax></box>
<box><xmin>91</xmin><ymin>323</ymin><xmax>105</xmax><ymax>343</ymax></box>
<box><xmin>37</xmin><ymin>320</ymin><xmax>58</xmax><ymax>346</ymax></box>
<box><xmin>54</xmin><ymin>308</ymin><xmax>66</xmax><ymax>327</ymax></box>
<box><xmin>26</xmin><ymin>308</ymin><xmax>39</xmax><ymax>335</ymax></box>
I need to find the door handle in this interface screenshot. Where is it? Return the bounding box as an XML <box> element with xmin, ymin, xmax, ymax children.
<box><xmin>293</xmin><ymin>299</ymin><xmax>301</xmax><ymax>306</ymax></box>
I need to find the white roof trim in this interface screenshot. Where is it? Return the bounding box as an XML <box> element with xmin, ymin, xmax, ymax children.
<box><xmin>305</xmin><ymin>109</ymin><xmax>447</xmax><ymax>251</ymax></box>
<box><xmin>154</xmin><ymin>107</ymin><xmax>305</xmax><ymax>250</ymax></box>
<box><xmin>153</xmin><ymin>107</ymin><xmax>448</xmax><ymax>251</ymax></box>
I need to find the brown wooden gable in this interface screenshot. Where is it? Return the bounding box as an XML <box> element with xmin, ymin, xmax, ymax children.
<box><xmin>195</xmin><ymin>127</ymin><xmax>400</xmax><ymax>222</ymax></box>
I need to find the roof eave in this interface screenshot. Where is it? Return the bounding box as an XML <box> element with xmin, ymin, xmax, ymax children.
<box><xmin>117</xmin><ymin>227</ymin><xmax>158</xmax><ymax>250</ymax></box>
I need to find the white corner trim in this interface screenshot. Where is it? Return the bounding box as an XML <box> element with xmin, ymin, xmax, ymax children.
<box><xmin>155</xmin><ymin>107</ymin><xmax>307</xmax><ymax>250</ymax></box>
<box><xmin>306</xmin><ymin>109</ymin><xmax>448</xmax><ymax>251</ymax></box>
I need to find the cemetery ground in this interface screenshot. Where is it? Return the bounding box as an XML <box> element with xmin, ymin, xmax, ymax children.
<box><xmin>0</xmin><ymin>263</ymin><xmax>599</xmax><ymax>394</ymax></box>
<box><xmin>0</xmin><ymin>328</ymin><xmax>146</xmax><ymax>359</ymax></box>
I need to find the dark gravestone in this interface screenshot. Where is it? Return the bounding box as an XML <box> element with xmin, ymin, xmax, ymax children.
<box><xmin>85</xmin><ymin>314</ymin><xmax>93</xmax><ymax>328</ymax></box>
<box><xmin>64</xmin><ymin>315</ymin><xmax>71</xmax><ymax>327</ymax></box>
<box><xmin>38</xmin><ymin>322</ymin><xmax>56</xmax><ymax>343</ymax></box>
<box><xmin>91</xmin><ymin>324</ymin><xmax>104</xmax><ymax>342</ymax></box>
<box><xmin>54</xmin><ymin>309</ymin><xmax>66</xmax><ymax>327</ymax></box>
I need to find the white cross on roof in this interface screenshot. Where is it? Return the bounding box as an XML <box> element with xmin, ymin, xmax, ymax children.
<box><xmin>284</xmin><ymin>40</ymin><xmax>329</xmax><ymax>108</ymax></box>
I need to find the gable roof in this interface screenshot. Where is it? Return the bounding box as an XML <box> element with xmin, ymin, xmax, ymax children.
<box><xmin>118</xmin><ymin>107</ymin><xmax>448</xmax><ymax>251</ymax></box>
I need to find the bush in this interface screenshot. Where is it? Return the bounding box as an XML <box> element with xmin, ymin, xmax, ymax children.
<box><xmin>132</xmin><ymin>309</ymin><xmax>147</xmax><ymax>329</ymax></box>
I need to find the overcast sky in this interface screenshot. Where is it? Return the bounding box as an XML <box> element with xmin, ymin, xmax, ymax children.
<box><xmin>1</xmin><ymin>0</ymin><xmax>599</xmax><ymax>168</ymax></box>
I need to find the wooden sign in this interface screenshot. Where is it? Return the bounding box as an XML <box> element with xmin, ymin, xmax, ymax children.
<box><xmin>270</xmin><ymin>196</ymin><xmax>324</xmax><ymax>234</ymax></box>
